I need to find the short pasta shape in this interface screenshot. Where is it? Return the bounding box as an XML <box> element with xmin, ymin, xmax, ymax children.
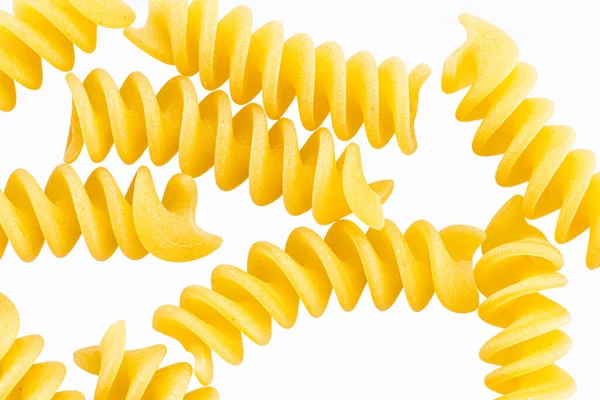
<box><xmin>475</xmin><ymin>196</ymin><xmax>575</xmax><ymax>399</ymax></box>
<box><xmin>0</xmin><ymin>164</ymin><xmax>222</xmax><ymax>262</ymax></box>
<box><xmin>74</xmin><ymin>321</ymin><xmax>218</xmax><ymax>400</ymax></box>
<box><xmin>65</xmin><ymin>69</ymin><xmax>394</xmax><ymax>229</ymax></box>
<box><xmin>123</xmin><ymin>0</ymin><xmax>431</xmax><ymax>153</ymax></box>
<box><xmin>442</xmin><ymin>14</ymin><xmax>600</xmax><ymax>269</ymax></box>
<box><xmin>0</xmin><ymin>0</ymin><xmax>135</xmax><ymax>111</ymax></box>
<box><xmin>0</xmin><ymin>293</ymin><xmax>83</xmax><ymax>399</ymax></box>
<box><xmin>153</xmin><ymin>218</ymin><xmax>485</xmax><ymax>386</ymax></box>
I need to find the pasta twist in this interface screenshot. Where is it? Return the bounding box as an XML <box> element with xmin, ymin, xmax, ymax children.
<box><xmin>475</xmin><ymin>195</ymin><xmax>575</xmax><ymax>399</ymax></box>
<box><xmin>123</xmin><ymin>0</ymin><xmax>431</xmax><ymax>153</ymax></box>
<box><xmin>153</xmin><ymin>218</ymin><xmax>485</xmax><ymax>386</ymax></box>
<box><xmin>0</xmin><ymin>0</ymin><xmax>135</xmax><ymax>111</ymax></box>
<box><xmin>0</xmin><ymin>293</ymin><xmax>83</xmax><ymax>399</ymax></box>
<box><xmin>442</xmin><ymin>14</ymin><xmax>600</xmax><ymax>269</ymax></box>
<box><xmin>65</xmin><ymin>69</ymin><xmax>394</xmax><ymax>229</ymax></box>
<box><xmin>0</xmin><ymin>164</ymin><xmax>222</xmax><ymax>262</ymax></box>
<box><xmin>74</xmin><ymin>321</ymin><xmax>218</xmax><ymax>400</ymax></box>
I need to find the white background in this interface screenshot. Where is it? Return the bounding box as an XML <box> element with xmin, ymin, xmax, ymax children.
<box><xmin>1</xmin><ymin>0</ymin><xmax>598</xmax><ymax>398</ymax></box>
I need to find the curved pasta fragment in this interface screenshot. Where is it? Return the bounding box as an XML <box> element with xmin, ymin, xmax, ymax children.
<box><xmin>65</xmin><ymin>69</ymin><xmax>394</xmax><ymax>228</ymax></box>
<box><xmin>153</xmin><ymin>218</ymin><xmax>485</xmax><ymax>386</ymax></box>
<box><xmin>475</xmin><ymin>196</ymin><xmax>575</xmax><ymax>399</ymax></box>
<box><xmin>0</xmin><ymin>164</ymin><xmax>221</xmax><ymax>262</ymax></box>
<box><xmin>123</xmin><ymin>0</ymin><xmax>430</xmax><ymax>153</ymax></box>
<box><xmin>443</xmin><ymin>14</ymin><xmax>600</xmax><ymax>269</ymax></box>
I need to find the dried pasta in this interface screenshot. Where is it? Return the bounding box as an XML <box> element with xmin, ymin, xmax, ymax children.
<box><xmin>0</xmin><ymin>0</ymin><xmax>135</xmax><ymax>111</ymax></box>
<box><xmin>0</xmin><ymin>292</ymin><xmax>83</xmax><ymax>399</ymax></box>
<box><xmin>123</xmin><ymin>0</ymin><xmax>431</xmax><ymax>153</ymax></box>
<box><xmin>64</xmin><ymin>69</ymin><xmax>394</xmax><ymax>229</ymax></box>
<box><xmin>475</xmin><ymin>195</ymin><xmax>575</xmax><ymax>399</ymax></box>
<box><xmin>153</xmin><ymin>218</ymin><xmax>485</xmax><ymax>386</ymax></box>
<box><xmin>74</xmin><ymin>321</ymin><xmax>218</xmax><ymax>400</ymax></box>
<box><xmin>0</xmin><ymin>164</ymin><xmax>221</xmax><ymax>262</ymax></box>
<box><xmin>442</xmin><ymin>14</ymin><xmax>600</xmax><ymax>269</ymax></box>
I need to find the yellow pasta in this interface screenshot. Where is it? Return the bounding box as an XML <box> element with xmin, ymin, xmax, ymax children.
<box><xmin>0</xmin><ymin>164</ymin><xmax>221</xmax><ymax>262</ymax></box>
<box><xmin>442</xmin><ymin>14</ymin><xmax>600</xmax><ymax>269</ymax></box>
<box><xmin>0</xmin><ymin>0</ymin><xmax>135</xmax><ymax>111</ymax></box>
<box><xmin>475</xmin><ymin>195</ymin><xmax>575</xmax><ymax>399</ymax></box>
<box><xmin>74</xmin><ymin>320</ymin><xmax>218</xmax><ymax>400</ymax></box>
<box><xmin>123</xmin><ymin>0</ymin><xmax>431</xmax><ymax>153</ymax></box>
<box><xmin>0</xmin><ymin>292</ymin><xmax>83</xmax><ymax>399</ymax></box>
<box><xmin>153</xmin><ymin>218</ymin><xmax>485</xmax><ymax>386</ymax></box>
<box><xmin>64</xmin><ymin>69</ymin><xmax>394</xmax><ymax>229</ymax></box>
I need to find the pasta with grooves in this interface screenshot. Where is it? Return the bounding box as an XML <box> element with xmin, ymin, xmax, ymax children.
<box><xmin>153</xmin><ymin>218</ymin><xmax>485</xmax><ymax>386</ymax></box>
<box><xmin>443</xmin><ymin>13</ymin><xmax>600</xmax><ymax>269</ymax></box>
<box><xmin>0</xmin><ymin>293</ymin><xmax>83</xmax><ymax>399</ymax></box>
<box><xmin>476</xmin><ymin>196</ymin><xmax>575</xmax><ymax>399</ymax></box>
<box><xmin>0</xmin><ymin>164</ymin><xmax>222</xmax><ymax>262</ymax></box>
<box><xmin>65</xmin><ymin>69</ymin><xmax>394</xmax><ymax>229</ymax></box>
<box><xmin>0</xmin><ymin>0</ymin><xmax>135</xmax><ymax>112</ymax></box>
<box><xmin>123</xmin><ymin>0</ymin><xmax>431</xmax><ymax>153</ymax></box>
<box><xmin>74</xmin><ymin>321</ymin><xmax>219</xmax><ymax>400</ymax></box>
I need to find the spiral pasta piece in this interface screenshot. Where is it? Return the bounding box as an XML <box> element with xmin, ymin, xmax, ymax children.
<box><xmin>122</xmin><ymin>0</ymin><xmax>431</xmax><ymax>153</ymax></box>
<box><xmin>74</xmin><ymin>321</ymin><xmax>218</xmax><ymax>400</ymax></box>
<box><xmin>0</xmin><ymin>0</ymin><xmax>135</xmax><ymax>111</ymax></box>
<box><xmin>0</xmin><ymin>163</ymin><xmax>222</xmax><ymax>262</ymax></box>
<box><xmin>475</xmin><ymin>195</ymin><xmax>575</xmax><ymax>399</ymax></box>
<box><xmin>153</xmin><ymin>218</ymin><xmax>485</xmax><ymax>386</ymax></box>
<box><xmin>65</xmin><ymin>69</ymin><xmax>394</xmax><ymax>229</ymax></box>
<box><xmin>0</xmin><ymin>293</ymin><xmax>83</xmax><ymax>399</ymax></box>
<box><xmin>442</xmin><ymin>14</ymin><xmax>600</xmax><ymax>269</ymax></box>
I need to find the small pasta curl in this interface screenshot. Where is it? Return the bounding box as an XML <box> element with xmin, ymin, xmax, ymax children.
<box><xmin>123</xmin><ymin>0</ymin><xmax>431</xmax><ymax>153</ymax></box>
<box><xmin>475</xmin><ymin>196</ymin><xmax>575</xmax><ymax>399</ymax></box>
<box><xmin>65</xmin><ymin>69</ymin><xmax>394</xmax><ymax>229</ymax></box>
<box><xmin>153</xmin><ymin>218</ymin><xmax>485</xmax><ymax>386</ymax></box>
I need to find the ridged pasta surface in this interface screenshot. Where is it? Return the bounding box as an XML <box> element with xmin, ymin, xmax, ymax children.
<box><xmin>0</xmin><ymin>164</ymin><xmax>221</xmax><ymax>262</ymax></box>
<box><xmin>0</xmin><ymin>0</ymin><xmax>135</xmax><ymax>111</ymax></box>
<box><xmin>475</xmin><ymin>196</ymin><xmax>575</xmax><ymax>399</ymax></box>
<box><xmin>0</xmin><ymin>293</ymin><xmax>83</xmax><ymax>399</ymax></box>
<box><xmin>74</xmin><ymin>321</ymin><xmax>218</xmax><ymax>400</ymax></box>
<box><xmin>123</xmin><ymin>0</ymin><xmax>431</xmax><ymax>153</ymax></box>
<box><xmin>65</xmin><ymin>69</ymin><xmax>394</xmax><ymax>229</ymax></box>
<box><xmin>443</xmin><ymin>14</ymin><xmax>600</xmax><ymax>269</ymax></box>
<box><xmin>153</xmin><ymin>218</ymin><xmax>485</xmax><ymax>386</ymax></box>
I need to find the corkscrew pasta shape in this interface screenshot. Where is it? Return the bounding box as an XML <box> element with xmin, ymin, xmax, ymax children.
<box><xmin>64</xmin><ymin>69</ymin><xmax>394</xmax><ymax>229</ymax></box>
<box><xmin>0</xmin><ymin>164</ymin><xmax>221</xmax><ymax>262</ymax></box>
<box><xmin>0</xmin><ymin>0</ymin><xmax>135</xmax><ymax>111</ymax></box>
<box><xmin>475</xmin><ymin>195</ymin><xmax>575</xmax><ymax>399</ymax></box>
<box><xmin>122</xmin><ymin>0</ymin><xmax>431</xmax><ymax>153</ymax></box>
<box><xmin>0</xmin><ymin>293</ymin><xmax>83</xmax><ymax>399</ymax></box>
<box><xmin>442</xmin><ymin>13</ymin><xmax>600</xmax><ymax>269</ymax></box>
<box><xmin>153</xmin><ymin>218</ymin><xmax>485</xmax><ymax>386</ymax></box>
<box><xmin>74</xmin><ymin>321</ymin><xmax>218</xmax><ymax>400</ymax></box>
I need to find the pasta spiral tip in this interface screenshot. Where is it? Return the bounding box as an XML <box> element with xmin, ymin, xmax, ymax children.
<box><xmin>0</xmin><ymin>0</ymin><xmax>135</xmax><ymax>111</ymax></box>
<box><xmin>0</xmin><ymin>293</ymin><xmax>83</xmax><ymax>399</ymax></box>
<box><xmin>475</xmin><ymin>195</ymin><xmax>575</xmax><ymax>399</ymax></box>
<box><xmin>153</xmin><ymin>218</ymin><xmax>485</xmax><ymax>386</ymax></box>
<box><xmin>0</xmin><ymin>164</ymin><xmax>221</xmax><ymax>262</ymax></box>
<box><xmin>123</xmin><ymin>0</ymin><xmax>430</xmax><ymax>153</ymax></box>
<box><xmin>65</xmin><ymin>69</ymin><xmax>392</xmax><ymax>228</ymax></box>
<box><xmin>443</xmin><ymin>13</ymin><xmax>600</xmax><ymax>269</ymax></box>
<box><xmin>74</xmin><ymin>321</ymin><xmax>219</xmax><ymax>400</ymax></box>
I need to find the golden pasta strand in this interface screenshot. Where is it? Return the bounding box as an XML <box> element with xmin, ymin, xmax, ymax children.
<box><xmin>65</xmin><ymin>69</ymin><xmax>394</xmax><ymax>229</ymax></box>
<box><xmin>475</xmin><ymin>196</ymin><xmax>575</xmax><ymax>399</ymax></box>
<box><xmin>443</xmin><ymin>14</ymin><xmax>600</xmax><ymax>269</ymax></box>
<box><xmin>153</xmin><ymin>218</ymin><xmax>485</xmax><ymax>386</ymax></box>
<box><xmin>123</xmin><ymin>0</ymin><xmax>430</xmax><ymax>153</ymax></box>
<box><xmin>0</xmin><ymin>164</ymin><xmax>222</xmax><ymax>262</ymax></box>
<box><xmin>0</xmin><ymin>293</ymin><xmax>83</xmax><ymax>399</ymax></box>
<box><xmin>0</xmin><ymin>0</ymin><xmax>135</xmax><ymax>111</ymax></box>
